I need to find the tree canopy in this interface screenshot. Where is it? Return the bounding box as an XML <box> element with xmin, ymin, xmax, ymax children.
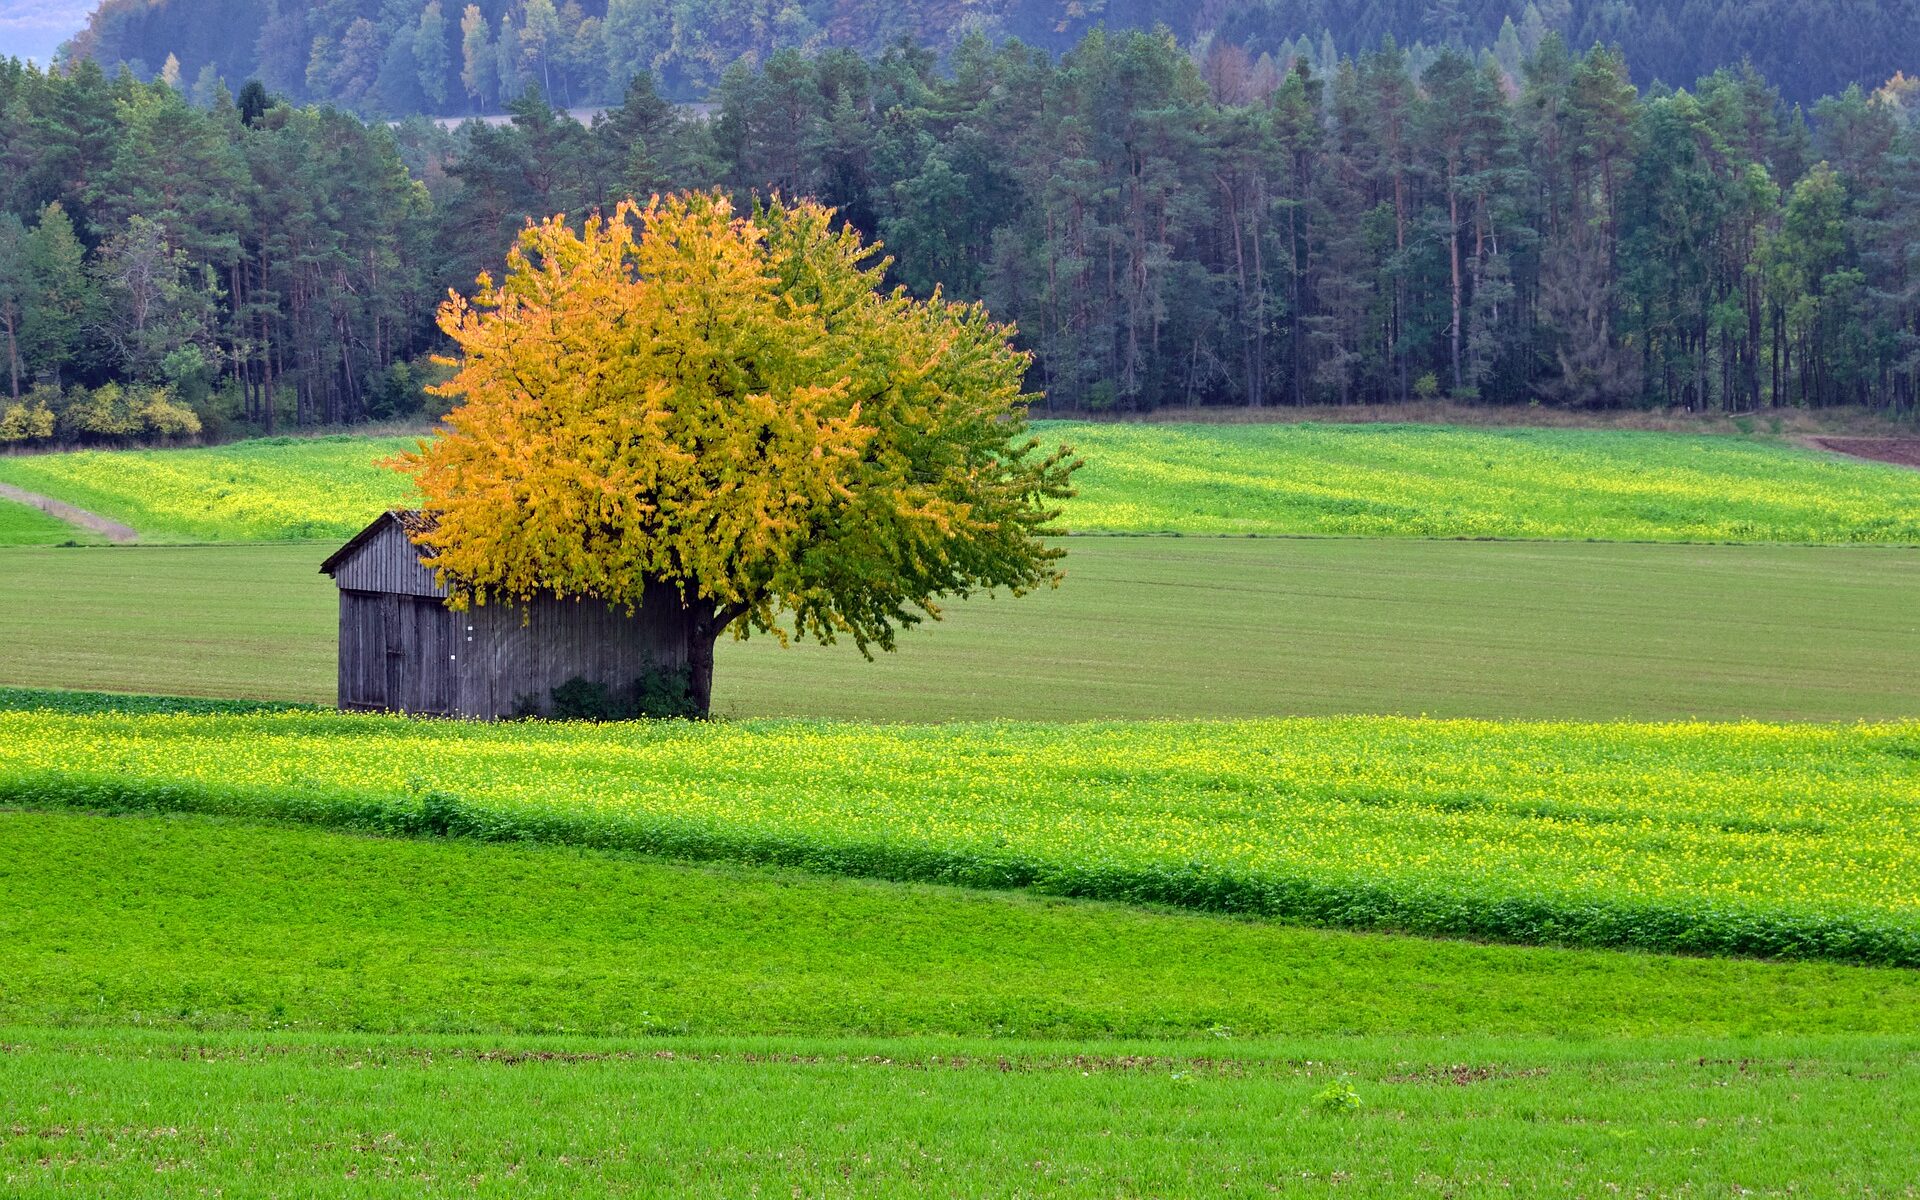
<box><xmin>395</xmin><ymin>191</ymin><xmax>1079</xmax><ymax>712</ymax></box>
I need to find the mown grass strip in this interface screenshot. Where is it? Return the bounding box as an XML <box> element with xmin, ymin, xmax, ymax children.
<box><xmin>0</xmin><ymin>497</ymin><xmax>96</xmax><ymax>546</ymax></box>
<box><xmin>4</xmin><ymin>711</ymin><xmax>1915</xmax><ymax>965</ymax></box>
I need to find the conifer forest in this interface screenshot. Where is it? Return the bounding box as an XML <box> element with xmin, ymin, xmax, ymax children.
<box><xmin>7</xmin><ymin>9</ymin><xmax>1920</xmax><ymax>438</ymax></box>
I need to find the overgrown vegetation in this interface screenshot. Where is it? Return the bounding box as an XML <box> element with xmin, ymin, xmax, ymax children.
<box><xmin>542</xmin><ymin>671</ymin><xmax>700</xmax><ymax>721</ymax></box>
<box><xmin>6</xmin><ymin>710</ymin><xmax>1917</xmax><ymax>964</ymax></box>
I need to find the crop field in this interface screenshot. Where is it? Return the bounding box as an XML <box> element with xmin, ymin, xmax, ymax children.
<box><xmin>6</xmin><ymin>538</ymin><xmax>1920</xmax><ymax>722</ymax></box>
<box><xmin>1059</xmin><ymin>422</ymin><xmax>1920</xmax><ymax>542</ymax></box>
<box><xmin>0</xmin><ymin>435</ymin><xmax>419</xmax><ymax>542</ymax></box>
<box><xmin>6</xmin><ymin>706</ymin><xmax>1916</xmax><ymax>963</ymax></box>
<box><xmin>4</xmin><ymin>422</ymin><xmax>1919</xmax><ymax>543</ymax></box>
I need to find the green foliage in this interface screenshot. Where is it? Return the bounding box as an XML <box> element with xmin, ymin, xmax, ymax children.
<box><xmin>1311</xmin><ymin>1080</ymin><xmax>1364</xmax><ymax>1113</ymax></box>
<box><xmin>5</xmin><ymin>710</ymin><xmax>1918</xmax><ymax>965</ymax></box>
<box><xmin>12</xmin><ymin>29</ymin><xmax>1920</xmax><ymax>423</ymax></box>
<box><xmin>71</xmin><ymin>0</ymin><xmax>1919</xmax><ymax>113</ymax></box>
<box><xmin>3</xmin><ymin>30</ymin><xmax>1920</xmax><ymax>424</ymax></box>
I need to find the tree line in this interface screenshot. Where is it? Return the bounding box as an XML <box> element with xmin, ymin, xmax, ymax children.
<box><xmin>5</xmin><ymin>30</ymin><xmax>1920</xmax><ymax>445</ymax></box>
<box><xmin>69</xmin><ymin>0</ymin><xmax>1920</xmax><ymax>114</ymax></box>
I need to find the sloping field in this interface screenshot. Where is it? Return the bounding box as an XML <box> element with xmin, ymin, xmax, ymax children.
<box><xmin>15</xmin><ymin>807</ymin><xmax>1910</xmax><ymax>1039</ymax></box>
<box><xmin>3</xmin><ymin>422</ymin><xmax>1919</xmax><ymax>543</ymax></box>
<box><xmin>0</xmin><ymin>435</ymin><xmax>419</xmax><ymax>542</ymax></box>
<box><xmin>5</xmin><ymin>708</ymin><xmax>1915</xmax><ymax>964</ymax></box>
<box><xmin>1059</xmin><ymin>422</ymin><xmax>1920</xmax><ymax>542</ymax></box>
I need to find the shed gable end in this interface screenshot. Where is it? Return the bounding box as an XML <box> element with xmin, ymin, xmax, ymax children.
<box><xmin>325</xmin><ymin>517</ymin><xmax>448</xmax><ymax>599</ymax></box>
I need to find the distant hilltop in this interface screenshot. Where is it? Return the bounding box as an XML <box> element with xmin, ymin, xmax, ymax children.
<box><xmin>0</xmin><ymin>0</ymin><xmax>92</xmax><ymax>65</ymax></box>
<box><xmin>61</xmin><ymin>0</ymin><xmax>1920</xmax><ymax>117</ymax></box>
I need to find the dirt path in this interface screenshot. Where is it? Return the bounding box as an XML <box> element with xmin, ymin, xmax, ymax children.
<box><xmin>0</xmin><ymin>482</ymin><xmax>138</xmax><ymax>543</ymax></box>
<box><xmin>1805</xmin><ymin>437</ymin><xmax>1920</xmax><ymax>469</ymax></box>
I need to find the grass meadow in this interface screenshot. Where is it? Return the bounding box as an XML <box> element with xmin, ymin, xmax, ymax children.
<box><xmin>4</xmin><ymin>422</ymin><xmax>1920</xmax><ymax>544</ymax></box>
<box><xmin>4</xmin><ymin>809</ymin><xmax>1918</xmax><ymax>1195</ymax></box>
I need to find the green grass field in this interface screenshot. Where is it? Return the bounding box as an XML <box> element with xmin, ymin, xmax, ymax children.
<box><xmin>3</xmin><ymin>809</ymin><xmax>1917</xmax><ymax>1196</ymax></box>
<box><xmin>12</xmin><ymin>1025</ymin><xmax>1915</xmax><ymax>1197</ymax></box>
<box><xmin>4</xmin><ymin>538</ymin><xmax>1917</xmax><ymax>722</ymax></box>
<box><xmin>14</xmin><ymin>808</ymin><xmax>1911</xmax><ymax>1039</ymax></box>
<box><xmin>0</xmin><ymin>497</ymin><xmax>95</xmax><ymax>546</ymax></box>
<box><xmin>3</xmin><ymin>422</ymin><xmax>1918</xmax><ymax>543</ymax></box>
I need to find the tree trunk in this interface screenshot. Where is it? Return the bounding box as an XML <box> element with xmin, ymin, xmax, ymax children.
<box><xmin>679</xmin><ymin>594</ymin><xmax>749</xmax><ymax>718</ymax></box>
<box><xmin>1448</xmin><ymin>186</ymin><xmax>1463</xmax><ymax>392</ymax></box>
<box><xmin>687</xmin><ymin>618</ymin><xmax>718</xmax><ymax>716</ymax></box>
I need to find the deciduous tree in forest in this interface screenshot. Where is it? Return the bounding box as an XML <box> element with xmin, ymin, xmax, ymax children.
<box><xmin>396</xmin><ymin>192</ymin><xmax>1080</xmax><ymax>714</ymax></box>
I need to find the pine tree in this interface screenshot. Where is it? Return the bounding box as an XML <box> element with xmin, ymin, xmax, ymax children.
<box><xmin>20</xmin><ymin>202</ymin><xmax>92</xmax><ymax>386</ymax></box>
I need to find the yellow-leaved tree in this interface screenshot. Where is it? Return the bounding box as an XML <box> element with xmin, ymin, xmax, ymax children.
<box><xmin>394</xmin><ymin>191</ymin><xmax>1079</xmax><ymax>715</ymax></box>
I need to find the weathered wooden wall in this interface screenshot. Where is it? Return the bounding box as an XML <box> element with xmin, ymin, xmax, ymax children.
<box><xmin>338</xmin><ymin>590</ymin><xmax>457</xmax><ymax>715</ymax></box>
<box><xmin>327</xmin><ymin>513</ymin><xmax>692</xmax><ymax>720</ymax></box>
<box><xmin>452</xmin><ymin>582</ymin><xmax>693</xmax><ymax>719</ymax></box>
<box><xmin>327</xmin><ymin>520</ymin><xmax>446</xmax><ymax>598</ymax></box>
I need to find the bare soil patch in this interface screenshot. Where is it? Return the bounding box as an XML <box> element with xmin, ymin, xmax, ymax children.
<box><xmin>1807</xmin><ymin>437</ymin><xmax>1920</xmax><ymax>469</ymax></box>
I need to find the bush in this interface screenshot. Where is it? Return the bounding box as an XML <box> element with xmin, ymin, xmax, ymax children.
<box><xmin>365</xmin><ymin>360</ymin><xmax>427</xmax><ymax>421</ymax></box>
<box><xmin>548</xmin><ymin>669</ymin><xmax>702</xmax><ymax>721</ymax></box>
<box><xmin>52</xmin><ymin>381</ymin><xmax>201</xmax><ymax>443</ymax></box>
<box><xmin>0</xmin><ymin>398</ymin><xmax>55</xmax><ymax>442</ymax></box>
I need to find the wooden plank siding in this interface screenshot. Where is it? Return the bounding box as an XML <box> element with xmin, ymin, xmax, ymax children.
<box><xmin>326</xmin><ymin>520</ymin><xmax>447</xmax><ymax>598</ymax></box>
<box><xmin>324</xmin><ymin>512</ymin><xmax>693</xmax><ymax>720</ymax></box>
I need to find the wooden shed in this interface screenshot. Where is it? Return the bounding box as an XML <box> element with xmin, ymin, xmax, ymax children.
<box><xmin>320</xmin><ymin>510</ymin><xmax>693</xmax><ymax>719</ymax></box>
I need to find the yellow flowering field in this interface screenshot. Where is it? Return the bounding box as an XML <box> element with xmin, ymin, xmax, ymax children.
<box><xmin>0</xmin><ymin>436</ymin><xmax>418</xmax><ymax>542</ymax></box>
<box><xmin>1054</xmin><ymin>422</ymin><xmax>1920</xmax><ymax>542</ymax></box>
<box><xmin>2</xmin><ymin>423</ymin><xmax>1918</xmax><ymax>543</ymax></box>
<box><xmin>3</xmin><ymin>709</ymin><xmax>1915</xmax><ymax>963</ymax></box>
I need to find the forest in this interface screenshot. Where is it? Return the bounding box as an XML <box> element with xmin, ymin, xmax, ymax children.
<box><xmin>4</xmin><ymin>26</ymin><xmax>1920</xmax><ymax>441</ymax></box>
<box><xmin>65</xmin><ymin>0</ymin><xmax>1920</xmax><ymax>111</ymax></box>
